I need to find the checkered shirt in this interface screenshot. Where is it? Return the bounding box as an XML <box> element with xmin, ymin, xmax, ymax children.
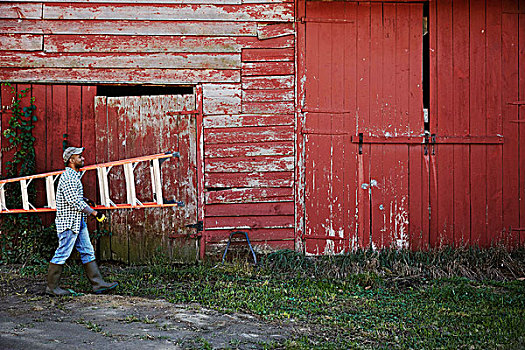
<box><xmin>55</xmin><ymin>167</ymin><xmax>91</xmax><ymax>234</ymax></box>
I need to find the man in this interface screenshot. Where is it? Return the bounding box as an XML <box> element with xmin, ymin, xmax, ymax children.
<box><xmin>46</xmin><ymin>147</ymin><xmax>118</xmax><ymax>296</ymax></box>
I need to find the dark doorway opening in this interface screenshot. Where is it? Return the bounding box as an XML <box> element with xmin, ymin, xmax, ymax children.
<box><xmin>97</xmin><ymin>85</ymin><xmax>193</xmax><ymax>97</ymax></box>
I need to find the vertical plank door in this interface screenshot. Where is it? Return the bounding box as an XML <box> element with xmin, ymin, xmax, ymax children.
<box><xmin>300</xmin><ymin>1</ymin><xmax>426</xmax><ymax>254</ymax></box>
<box><xmin>94</xmin><ymin>94</ymin><xmax>198</xmax><ymax>263</ymax></box>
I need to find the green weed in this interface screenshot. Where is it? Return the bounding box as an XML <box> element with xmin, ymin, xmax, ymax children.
<box><xmin>7</xmin><ymin>247</ymin><xmax>525</xmax><ymax>349</ymax></box>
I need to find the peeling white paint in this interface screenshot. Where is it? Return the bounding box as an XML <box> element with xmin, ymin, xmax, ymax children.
<box><xmin>323</xmin><ymin>239</ymin><xmax>335</xmax><ymax>255</ymax></box>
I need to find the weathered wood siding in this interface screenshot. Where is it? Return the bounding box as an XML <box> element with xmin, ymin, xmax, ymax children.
<box><xmin>0</xmin><ymin>83</ymin><xmax>98</xmax><ymax>231</ymax></box>
<box><xmin>0</xmin><ymin>0</ymin><xmax>296</xmax><ymax>258</ymax></box>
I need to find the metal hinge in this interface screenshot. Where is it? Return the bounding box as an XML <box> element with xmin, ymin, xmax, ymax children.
<box><xmin>185</xmin><ymin>221</ymin><xmax>203</xmax><ymax>232</ymax></box>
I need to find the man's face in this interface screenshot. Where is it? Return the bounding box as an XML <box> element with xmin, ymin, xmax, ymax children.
<box><xmin>69</xmin><ymin>153</ymin><xmax>85</xmax><ymax>169</ymax></box>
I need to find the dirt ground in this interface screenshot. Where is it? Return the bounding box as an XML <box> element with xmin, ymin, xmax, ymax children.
<box><xmin>0</xmin><ymin>273</ymin><xmax>298</xmax><ymax>350</ymax></box>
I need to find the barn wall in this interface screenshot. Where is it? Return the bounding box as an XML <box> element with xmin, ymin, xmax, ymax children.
<box><xmin>0</xmin><ymin>0</ymin><xmax>296</xmax><ymax>259</ymax></box>
<box><xmin>0</xmin><ymin>84</ymin><xmax>98</xmax><ymax>227</ymax></box>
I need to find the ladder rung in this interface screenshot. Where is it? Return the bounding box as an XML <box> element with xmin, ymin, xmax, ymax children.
<box><xmin>20</xmin><ymin>180</ymin><xmax>30</xmax><ymax>211</ymax></box>
<box><xmin>46</xmin><ymin>175</ymin><xmax>57</xmax><ymax>209</ymax></box>
<box><xmin>0</xmin><ymin>184</ymin><xmax>6</xmax><ymax>211</ymax></box>
<box><xmin>97</xmin><ymin>167</ymin><xmax>111</xmax><ymax>207</ymax></box>
<box><xmin>123</xmin><ymin>163</ymin><xmax>136</xmax><ymax>206</ymax></box>
<box><xmin>150</xmin><ymin>158</ymin><xmax>163</xmax><ymax>205</ymax></box>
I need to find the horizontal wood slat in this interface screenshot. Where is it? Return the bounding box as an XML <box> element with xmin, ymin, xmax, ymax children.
<box><xmin>202</xmin><ymin>83</ymin><xmax>242</xmax><ymax>115</ymax></box>
<box><xmin>205</xmin><ymin>228</ymin><xmax>294</xmax><ymax>243</ymax></box>
<box><xmin>203</xmin><ymin>114</ymin><xmax>294</xmax><ymax>128</ymax></box>
<box><xmin>205</xmin><ymin>141</ymin><xmax>294</xmax><ymax>158</ymax></box>
<box><xmin>205</xmin><ymin>156</ymin><xmax>294</xmax><ymax>172</ymax></box>
<box><xmin>242</xmin><ymin>101</ymin><xmax>294</xmax><ymax>114</ymax></box>
<box><xmin>257</xmin><ymin>23</ymin><xmax>294</xmax><ymax>39</ymax></box>
<box><xmin>205</xmin><ymin>202</ymin><xmax>294</xmax><ymax>216</ymax></box>
<box><xmin>0</xmin><ymin>34</ymin><xmax>42</xmax><ymax>51</ymax></box>
<box><xmin>0</xmin><ymin>3</ymin><xmax>42</xmax><ymax>19</ymax></box>
<box><xmin>0</xmin><ymin>52</ymin><xmax>240</xmax><ymax>69</ymax></box>
<box><xmin>242</xmin><ymin>61</ymin><xmax>294</xmax><ymax>76</ymax></box>
<box><xmin>205</xmin><ymin>171</ymin><xmax>293</xmax><ymax>188</ymax></box>
<box><xmin>241</xmin><ymin>48</ymin><xmax>294</xmax><ymax>61</ymax></box>
<box><xmin>2</xmin><ymin>0</ymin><xmax>242</xmax><ymax>3</ymax></box>
<box><xmin>0</xmin><ymin>19</ymin><xmax>258</xmax><ymax>36</ymax></box>
<box><xmin>44</xmin><ymin>35</ymin><xmax>294</xmax><ymax>53</ymax></box>
<box><xmin>205</xmin><ymin>187</ymin><xmax>293</xmax><ymax>203</ymax></box>
<box><xmin>242</xmin><ymin>75</ymin><xmax>294</xmax><ymax>89</ymax></box>
<box><xmin>0</xmin><ymin>68</ymin><xmax>240</xmax><ymax>84</ymax></box>
<box><xmin>243</xmin><ymin>0</ymin><xmax>294</xmax><ymax>3</ymax></box>
<box><xmin>204</xmin><ymin>125</ymin><xmax>294</xmax><ymax>143</ymax></box>
<box><xmin>242</xmin><ymin>89</ymin><xmax>294</xmax><ymax>102</ymax></box>
<box><xmin>205</xmin><ymin>215</ymin><xmax>294</xmax><ymax>229</ymax></box>
<box><xmin>42</xmin><ymin>4</ymin><xmax>294</xmax><ymax>22</ymax></box>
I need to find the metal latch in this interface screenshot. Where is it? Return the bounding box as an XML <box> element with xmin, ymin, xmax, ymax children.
<box><xmin>358</xmin><ymin>133</ymin><xmax>363</xmax><ymax>154</ymax></box>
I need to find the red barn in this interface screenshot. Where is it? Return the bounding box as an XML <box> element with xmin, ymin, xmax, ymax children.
<box><xmin>0</xmin><ymin>0</ymin><xmax>523</xmax><ymax>262</ymax></box>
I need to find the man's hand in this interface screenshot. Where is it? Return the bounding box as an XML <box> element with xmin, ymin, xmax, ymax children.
<box><xmin>83</xmin><ymin>197</ymin><xmax>95</xmax><ymax>207</ymax></box>
<box><xmin>92</xmin><ymin>210</ymin><xmax>106</xmax><ymax>223</ymax></box>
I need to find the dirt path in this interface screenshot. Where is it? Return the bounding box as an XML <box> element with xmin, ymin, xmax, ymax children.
<box><xmin>0</xmin><ymin>278</ymin><xmax>297</xmax><ymax>349</ymax></box>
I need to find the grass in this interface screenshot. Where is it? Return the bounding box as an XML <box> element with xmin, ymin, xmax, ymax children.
<box><xmin>3</xmin><ymin>247</ymin><xmax>525</xmax><ymax>349</ymax></box>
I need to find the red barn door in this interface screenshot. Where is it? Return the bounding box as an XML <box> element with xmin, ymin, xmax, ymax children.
<box><xmin>300</xmin><ymin>1</ymin><xmax>426</xmax><ymax>254</ymax></box>
<box><xmin>94</xmin><ymin>94</ymin><xmax>198</xmax><ymax>263</ymax></box>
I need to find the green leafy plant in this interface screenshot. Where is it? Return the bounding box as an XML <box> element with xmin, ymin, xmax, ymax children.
<box><xmin>0</xmin><ymin>84</ymin><xmax>55</xmax><ymax>265</ymax></box>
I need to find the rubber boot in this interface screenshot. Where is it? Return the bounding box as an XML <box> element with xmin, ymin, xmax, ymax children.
<box><xmin>83</xmin><ymin>261</ymin><xmax>118</xmax><ymax>294</ymax></box>
<box><xmin>46</xmin><ymin>263</ymin><xmax>72</xmax><ymax>296</ymax></box>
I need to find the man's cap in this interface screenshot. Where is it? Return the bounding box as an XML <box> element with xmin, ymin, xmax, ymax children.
<box><xmin>63</xmin><ymin>147</ymin><xmax>84</xmax><ymax>163</ymax></box>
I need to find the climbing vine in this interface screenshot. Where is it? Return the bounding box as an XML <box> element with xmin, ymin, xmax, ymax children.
<box><xmin>0</xmin><ymin>83</ymin><xmax>55</xmax><ymax>264</ymax></box>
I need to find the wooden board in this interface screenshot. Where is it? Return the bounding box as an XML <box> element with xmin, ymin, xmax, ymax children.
<box><xmin>0</xmin><ymin>34</ymin><xmax>42</xmax><ymax>51</ymax></box>
<box><xmin>205</xmin><ymin>171</ymin><xmax>293</xmax><ymax>188</ymax></box>
<box><xmin>486</xmin><ymin>0</ymin><xmax>503</xmax><ymax>244</ymax></box>
<box><xmin>451</xmin><ymin>0</ymin><xmax>471</xmax><ymax>246</ymax></box>
<box><xmin>205</xmin><ymin>141</ymin><xmax>293</xmax><ymax>158</ymax></box>
<box><xmin>44</xmin><ymin>35</ymin><xmax>293</xmax><ymax>53</ymax></box>
<box><xmin>205</xmin><ymin>187</ymin><xmax>293</xmax><ymax>204</ymax></box>
<box><xmin>242</xmin><ymin>89</ymin><xmax>294</xmax><ymax>102</ymax></box>
<box><xmin>256</xmin><ymin>23</ymin><xmax>294</xmax><ymax>39</ymax></box>
<box><xmin>203</xmin><ymin>114</ymin><xmax>293</xmax><ymax>128</ymax></box>
<box><xmin>204</xmin><ymin>125</ymin><xmax>294</xmax><ymax>144</ymax></box>
<box><xmin>469</xmin><ymin>0</ymin><xmax>488</xmax><ymax>246</ymax></box>
<box><xmin>205</xmin><ymin>215</ymin><xmax>293</xmax><ymax>230</ymax></box>
<box><xmin>0</xmin><ymin>3</ymin><xmax>42</xmax><ymax>19</ymax></box>
<box><xmin>0</xmin><ymin>52</ymin><xmax>241</xmax><ymax>69</ymax></box>
<box><xmin>242</xmin><ymin>101</ymin><xmax>294</xmax><ymax>114</ymax></box>
<box><xmin>241</xmin><ymin>48</ymin><xmax>294</xmax><ymax>62</ymax></box>
<box><xmin>202</xmin><ymin>83</ymin><xmax>241</xmax><ymax>115</ymax></box>
<box><xmin>242</xmin><ymin>75</ymin><xmax>294</xmax><ymax>89</ymax></box>
<box><xmin>205</xmin><ymin>202</ymin><xmax>294</xmax><ymax>216</ymax></box>
<box><xmin>434</xmin><ymin>0</ymin><xmax>454</xmax><ymax>247</ymax></box>
<box><xmin>42</xmin><ymin>3</ymin><xmax>294</xmax><ymax>21</ymax></box>
<box><xmin>241</xmin><ymin>62</ymin><xmax>294</xmax><ymax>76</ymax></box>
<box><xmin>0</xmin><ymin>19</ymin><xmax>258</xmax><ymax>36</ymax></box>
<box><xmin>0</xmin><ymin>68</ymin><xmax>240</xmax><ymax>84</ymax></box>
<box><xmin>205</xmin><ymin>155</ymin><xmax>294</xmax><ymax>172</ymax></box>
